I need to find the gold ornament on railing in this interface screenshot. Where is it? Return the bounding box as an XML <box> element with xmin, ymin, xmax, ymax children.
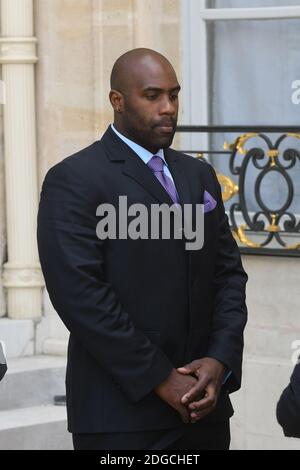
<box><xmin>287</xmin><ymin>133</ymin><xmax>300</xmax><ymax>140</ymax></box>
<box><xmin>267</xmin><ymin>150</ymin><xmax>279</xmax><ymax>168</ymax></box>
<box><xmin>224</xmin><ymin>133</ymin><xmax>258</xmax><ymax>155</ymax></box>
<box><xmin>217</xmin><ymin>174</ymin><xmax>239</xmax><ymax>202</ymax></box>
<box><xmin>266</xmin><ymin>214</ymin><xmax>280</xmax><ymax>233</ymax></box>
<box><xmin>234</xmin><ymin>225</ymin><xmax>261</xmax><ymax>248</ymax></box>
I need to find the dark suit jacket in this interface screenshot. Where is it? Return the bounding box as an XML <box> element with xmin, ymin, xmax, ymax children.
<box><xmin>277</xmin><ymin>362</ymin><xmax>300</xmax><ymax>438</ymax></box>
<box><xmin>37</xmin><ymin>126</ymin><xmax>248</xmax><ymax>433</ymax></box>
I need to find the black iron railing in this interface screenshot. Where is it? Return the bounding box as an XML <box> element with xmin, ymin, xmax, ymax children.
<box><xmin>176</xmin><ymin>126</ymin><xmax>300</xmax><ymax>257</ymax></box>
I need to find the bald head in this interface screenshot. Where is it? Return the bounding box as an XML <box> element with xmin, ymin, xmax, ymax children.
<box><xmin>110</xmin><ymin>48</ymin><xmax>176</xmax><ymax>94</ymax></box>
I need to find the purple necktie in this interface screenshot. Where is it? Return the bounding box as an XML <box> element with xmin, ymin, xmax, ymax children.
<box><xmin>147</xmin><ymin>155</ymin><xmax>179</xmax><ymax>204</ymax></box>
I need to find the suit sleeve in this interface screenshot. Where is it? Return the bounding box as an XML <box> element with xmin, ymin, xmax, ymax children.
<box><xmin>206</xmin><ymin>164</ymin><xmax>248</xmax><ymax>393</ymax></box>
<box><xmin>276</xmin><ymin>362</ymin><xmax>300</xmax><ymax>438</ymax></box>
<box><xmin>37</xmin><ymin>161</ymin><xmax>174</xmax><ymax>403</ymax></box>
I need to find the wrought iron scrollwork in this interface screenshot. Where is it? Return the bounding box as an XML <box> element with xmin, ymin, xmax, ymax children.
<box><xmin>227</xmin><ymin>133</ymin><xmax>300</xmax><ymax>250</ymax></box>
<box><xmin>177</xmin><ymin>126</ymin><xmax>300</xmax><ymax>254</ymax></box>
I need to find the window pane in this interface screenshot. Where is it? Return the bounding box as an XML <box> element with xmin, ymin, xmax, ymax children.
<box><xmin>210</xmin><ymin>18</ymin><xmax>300</xmax><ymax>213</ymax></box>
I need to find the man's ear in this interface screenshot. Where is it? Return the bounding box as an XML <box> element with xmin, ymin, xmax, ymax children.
<box><xmin>109</xmin><ymin>89</ymin><xmax>123</xmax><ymax>113</ymax></box>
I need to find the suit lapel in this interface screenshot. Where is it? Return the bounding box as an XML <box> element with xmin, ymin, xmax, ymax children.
<box><xmin>122</xmin><ymin>152</ymin><xmax>174</xmax><ymax>205</ymax></box>
<box><xmin>101</xmin><ymin>126</ymin><xmax>194</xmax><ymax>206</ymax></box>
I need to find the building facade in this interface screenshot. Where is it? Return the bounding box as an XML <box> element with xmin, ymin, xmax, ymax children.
<box><xmin>0</xmin><ymin>0</ymin><xmax>299</xmax><ymax>450</ymax></box>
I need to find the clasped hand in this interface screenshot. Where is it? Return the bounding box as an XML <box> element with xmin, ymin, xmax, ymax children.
<box><xmin>177</xmin><ymin>357</ymin><xmax>225</xmax><ymax>424</ymax></box>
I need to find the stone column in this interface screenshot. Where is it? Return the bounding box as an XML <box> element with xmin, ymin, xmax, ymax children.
<box><xmin>0</xmin><ymin>0</ymin><xmax>43</xmax><ymax>319</ymax></box>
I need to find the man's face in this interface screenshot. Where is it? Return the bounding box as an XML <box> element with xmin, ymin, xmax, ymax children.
<box><xmin>114</xmin><ymin>59</ymin><xmax>180</xmax><ymax>153</ymax></box>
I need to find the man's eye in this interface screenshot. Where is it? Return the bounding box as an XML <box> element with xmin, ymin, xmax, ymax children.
<box><xmin>146</xmin><ymin>95</ymin><xmax>157</xmax><ymax>100</ymax></box>
<box><xmin>171</xmin><ymin>94</ymin><xmax>178</xmax><ymax>100</ymax></box>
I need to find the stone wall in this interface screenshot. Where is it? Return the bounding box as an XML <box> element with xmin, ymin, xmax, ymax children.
<box><xmin>35</xmin><ymin>0</ymin><xmax>182</xmax><ymax>186</ymax></box>
<box><xmin>231</xmin><ymin>255</ymin><xmax>300</xmax><ymax>450</ymax></box>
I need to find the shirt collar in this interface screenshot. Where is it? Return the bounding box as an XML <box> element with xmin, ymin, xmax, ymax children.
<box><xmin>111</xmin><ymin>124</ymin><xmax>166</xmax><ymax>165</ymax></box>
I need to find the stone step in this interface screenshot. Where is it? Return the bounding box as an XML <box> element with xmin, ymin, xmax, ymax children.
<box><xmin>0</xmin><ymin>404</ymin><xmax>72</xmax><ymax>450</ymax></box>
<box><xmin>0</xmin><ymin>355</ymin><xmax>66</xmax><ymax>411</ymax></box>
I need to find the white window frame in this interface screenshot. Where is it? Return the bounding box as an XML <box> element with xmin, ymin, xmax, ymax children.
<box><xmin>181</xmin><ymin>1</ymin><xmax>300</xmax><ymax>151</ymax></box>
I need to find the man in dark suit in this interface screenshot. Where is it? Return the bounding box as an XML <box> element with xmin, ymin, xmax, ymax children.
<box><xmin>37</xmin><ymin>48</ymin><xmax>248</xmax><ymax>450</ymax></box>
<box><xmin>277</xmin><ymin>362</ymin><xmax>300</xmax><ymax>438</ymax></box>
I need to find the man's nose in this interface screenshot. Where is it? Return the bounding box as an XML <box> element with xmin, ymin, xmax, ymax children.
<box><xmin>159</xmin><ymin>96</ymin><xmax>176</xmax><ymax>115</ymax></box>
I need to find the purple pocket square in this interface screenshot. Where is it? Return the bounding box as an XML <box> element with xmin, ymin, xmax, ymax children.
<box><xmin>203</xmin><ymin>190</ymin><xmax>217</xmax><ymax>213</ymax></box>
